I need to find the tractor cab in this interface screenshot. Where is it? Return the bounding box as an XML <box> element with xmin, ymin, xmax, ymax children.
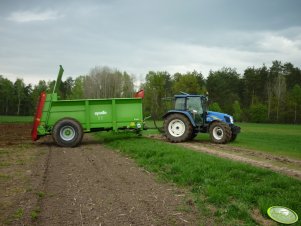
<box><xmin>174</xmin><ymin>94</ymin><xmax>208</xmax><ymax>126</ymax></box>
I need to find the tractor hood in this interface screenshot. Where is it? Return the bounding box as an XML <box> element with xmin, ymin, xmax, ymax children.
<box><xmin>206</xmin><ymin>111</ymin><xmax>234</xmax><ymax>124</ymax></box>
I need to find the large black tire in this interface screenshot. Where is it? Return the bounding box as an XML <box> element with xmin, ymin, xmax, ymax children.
<box><xmin>189</xmin><ymin>132</ymin><xmax>198</xmax><ymax>140</ymax></box>
<box><xmin>163</xmin><ymin>113</ymin><xmax>193</xmax><ymax>143</ymax></box>
<box><xmin>52</xmin><ymin>118</ymin><xmax>83</xmax><ymax>147</ymax></box>
<box><xmin>209</xmin><ymin>121</ymin><xmax>232</xmax><ymax>144</ymax></box>
<box><xmin>230</xmin><ymin>134</ymin><xmax>237</xmax><ymax>142</ymax></box>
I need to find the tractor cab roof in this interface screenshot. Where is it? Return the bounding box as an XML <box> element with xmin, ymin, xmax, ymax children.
<box><xmin>174</xmin><ymin>94</ymin><xmax>206</xmax><ymax>98</ymax></box>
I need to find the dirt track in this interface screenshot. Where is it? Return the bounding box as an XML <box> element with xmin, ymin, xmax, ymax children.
<box><xmin>0</xmin><ymin>124</ymin><xmax>199</xmax><ymax>225</ymax></box>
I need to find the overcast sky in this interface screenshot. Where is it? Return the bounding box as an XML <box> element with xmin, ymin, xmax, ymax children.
<box><xmin>1</xmin><ymin>0</ymin><xmax>301</xmax><ymax>85</ymax></box>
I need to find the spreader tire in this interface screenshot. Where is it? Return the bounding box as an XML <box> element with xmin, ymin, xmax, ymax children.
<box><xmin>164</xmin><ymin>113</ymin><xmax>193</xmax><ymax>143</ymax></box>
<box><xmin>209</xmin><ymin>121</ymin><xmax>232</xmax><ymax>144</ymax></box>
<box><xmin>52</xmin><ymin>118</ymin><xmax>83</xmax><ymax>147</ymax></box>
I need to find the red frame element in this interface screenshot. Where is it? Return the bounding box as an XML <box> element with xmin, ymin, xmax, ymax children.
<box><xmin>134</xmin><ymin>90</ymin><xmax>144</xmax><ymax>98</ymax></box>
<box><xmin>31</xmin><ymin>92</ymin><xmax>47</xmax><ymax>141</ymax></box>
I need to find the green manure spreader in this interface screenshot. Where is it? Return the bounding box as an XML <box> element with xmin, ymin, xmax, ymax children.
<box><xmin>31</xmin><ymin>66</ymin><xmax>144</xmax><ymax>147</ymax></box>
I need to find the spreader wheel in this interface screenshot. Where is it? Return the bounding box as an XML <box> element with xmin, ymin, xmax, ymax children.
<box><xmin>52</xmin><ymin>118</ymin><xmax>83</xmax><ymax>147</ymax></box>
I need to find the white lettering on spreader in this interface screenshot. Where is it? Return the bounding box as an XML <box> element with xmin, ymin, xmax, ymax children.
<box><xmin>95</xmin><ymin>111</ymin><xmax>107</xmax><ymax>120</ymax></box>
<box><xmin>95</xmin><ymin>111</ymin><xmax>107</xmax><ymax>116</ymax></box>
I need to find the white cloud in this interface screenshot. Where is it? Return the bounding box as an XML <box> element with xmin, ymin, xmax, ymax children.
<box><xmin>117</xmin><ymin>30</ymin><xmax>301</xmax><ymax>78</ymax></box>
<box><xmin>7</xmin><ymin>10</ymin><xmax>62</xmax><ymax>23</ymax></box>
<box><xmin>258</xmin><ymin>34</ymin><xmax>301</xmax><ymax>53</ymax></box>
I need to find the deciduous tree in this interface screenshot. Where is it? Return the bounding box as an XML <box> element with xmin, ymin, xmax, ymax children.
<box><xmin>14</xmin><ymin>78</ymin><xmax>25</xmax><ymax>115</ymax></box>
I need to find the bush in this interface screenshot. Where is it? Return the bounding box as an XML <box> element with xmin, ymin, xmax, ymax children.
<box><xmin>232</xmin><ymin>100</ymin><xmax>242</xmax><ymax>121</ymax></box>
<box><xmin>250</xmin><ymin>103</ymin><xmax>268</xmax><ymax>123</ymax></box>
<box><xmin>209</xmin><ymin>102</ymin><xmax>222</xmax><ymax>112</ymax></box>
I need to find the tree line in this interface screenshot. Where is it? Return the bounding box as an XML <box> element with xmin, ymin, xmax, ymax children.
<box><xmin>1</xmin><ymin>61</ymin><xmax>301</xmax><ymax>124</ymax></box>
<box><xmin>0</xmin><ymin>66</ymin><xmax>135</xmax><ymax>116</ymax></box>
<box><xmin>142</xmin><ymin>61</ymin><xmax>301</xmax><ymax>124</ymax></box>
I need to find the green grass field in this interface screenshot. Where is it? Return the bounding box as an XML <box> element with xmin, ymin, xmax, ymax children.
<box><xmin>146</xmin><ymin>120</ymin><xmax>301</xmax><ymax>159</ymax></box>
<box><xmin>0</xmin><ymin>116</ymin><xmax>33</xmax><ymax>123</ymax></box>
<box><xmin>230</xmin><ymin>123</ymin><xmax>301</xmax><ymax>159</ymax></box>
<box><xmin>95</xmin><ymin>132</ymin><xmax>301</xmax><ymax>225</ymax></box>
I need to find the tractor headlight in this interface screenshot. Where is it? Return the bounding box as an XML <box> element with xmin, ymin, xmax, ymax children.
<box><xmin>230</xmin><ymin>116</ymin><xmax>234</xmax><ymax>124</ymax></box>
<box><xmin>136</xmin><ymin>123</ymin><xmax>141</xmax><ymax>129</ymax></box>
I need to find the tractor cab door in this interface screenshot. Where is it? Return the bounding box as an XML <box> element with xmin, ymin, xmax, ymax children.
<box><xmin>186</xmin><ymin>96</ymin><xmax>204</xmax><ymax>125</ymax></box>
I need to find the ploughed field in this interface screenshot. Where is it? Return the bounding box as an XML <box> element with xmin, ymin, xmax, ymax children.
<box><xmin>0</xmin><ymin>124</ymin><xmax>199</xmax><ymax>225</ymax></box>
<box><xmin>0</xmin><ymin>124</ymin><xmax>32</xmax><ymax>146</ymax></box>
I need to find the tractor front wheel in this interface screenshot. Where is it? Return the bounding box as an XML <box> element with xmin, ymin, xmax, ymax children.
<box><xmin>209</xmin><ymin>121</ymin><xmax>232</xmax><ymax>144</ymax></box>
<box><xmin>164</xmin><ymin>114</ymin><xmax>193</xmax><ymax>143</ymax></box>
<box><xmin>52</xmin><ymin>118</ymin><xmax>83</xmax><ymax>147</ymax></box>
<box><xmin>230</xmin><ymin>134</ymin><xmax>237</xmax><ymax>142</ymax></box>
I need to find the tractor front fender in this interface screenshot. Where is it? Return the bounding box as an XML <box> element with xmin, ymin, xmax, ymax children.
<box><xmin>163</xmin><ymin>110</ymin><xmax>196</xmax><ymax>127</ymax></box>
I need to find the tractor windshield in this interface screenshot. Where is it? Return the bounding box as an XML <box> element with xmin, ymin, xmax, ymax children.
<box><xmin>187</xmin><ymin>97</ymin><xmax>203</xmax><ymax>114</ymax></box>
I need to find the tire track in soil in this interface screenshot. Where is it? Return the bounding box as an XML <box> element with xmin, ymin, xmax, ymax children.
<box><xmin>147</xmin><ymin>134</ymin><xmax>301</xmax><ymax>180</ymax></box>
<box><xmin>37</xmin><ymin>135</ymin><xmax>200</xmax><ymax>226</ymax></box>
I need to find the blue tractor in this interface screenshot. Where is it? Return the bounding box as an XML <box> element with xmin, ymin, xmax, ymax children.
<box><xmin>163</xmin><ymin>93</ymin><xmax>240</xmax><ymax>144</ymax></box>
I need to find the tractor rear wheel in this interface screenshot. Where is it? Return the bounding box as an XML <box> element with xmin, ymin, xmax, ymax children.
<box><xmin>52</xmin><ymin>118</ymin><xmax>83</xmax><ymax>147</ymax></box>
<box><xmin>189</xmin><ymin>132</ymin><xmax>198</xmax><ymax>140</ymax></box>
<box><xmin>209</xmin><ymin>121</ymin><xmax>232</xmax><ymax>144</ymax></box>
<box><xmin>164</xmin><ymin>113</ymin><xmax>193</xmax><ymax>143</ymax></box>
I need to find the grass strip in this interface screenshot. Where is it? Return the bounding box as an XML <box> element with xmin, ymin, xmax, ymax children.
<box><xmin>95</xmin><ymin>132</ymin><xmax>301</xmax><ymax>225</ymax></box>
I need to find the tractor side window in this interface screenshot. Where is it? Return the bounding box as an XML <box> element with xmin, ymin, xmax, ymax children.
<box><xmin>187</xmin><ymin>97</ymin><xmax>203</xmax><ymax>114</ymax></box>
<box><xmin>175</xmin><ymin>98</ymin><xmax>185</xmax><ymax>110</ymax></box>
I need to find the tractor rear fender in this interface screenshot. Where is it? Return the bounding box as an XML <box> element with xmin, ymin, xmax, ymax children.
<box><xmin>162</xmin><ymin>110</ymin><xmax>196</xmax><ymax>127</ymax></box>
